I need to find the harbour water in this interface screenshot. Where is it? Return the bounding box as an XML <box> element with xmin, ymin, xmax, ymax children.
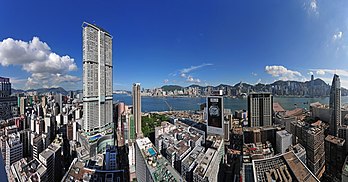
<box><xmin>113</xmin><ymin>94</ymin><xmax>348</xmax><ymax>112</ymax></box>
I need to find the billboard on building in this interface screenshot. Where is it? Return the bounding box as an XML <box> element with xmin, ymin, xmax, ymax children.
<box><xmin>207</xmin><ymin>96</ymin><xmax>224</xmax><ymax>135</ymax></box>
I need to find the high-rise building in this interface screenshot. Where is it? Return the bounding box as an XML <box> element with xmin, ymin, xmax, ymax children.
<box><xmin>329</xmin><ymin>74</ymin><xmax>341</xmax><ymax>136</ymax></box>
<box><xmin>276</xmin><ymin>130</ymin><xmax>292</xmax><ymax>154</ymax></box>
<box><xmin>5</xmin><ymin>134</ymin><xmax>23</xmax><ymax>173</ymax></box>
<box><xmin>82</xmin><ymin>22</ymin><xmax>113</xmax><ymax>132</ymax></box>
<box><xmin>338</xmin><ymin>125</ymin><xmax>348</xmax><ymax>156</ymax></box>
<box><xmin>132</xmin><ymin>83</ymin><xmax>143</xmax><ymax>138</ymax></box>
<box><xmin>19</xmin><ymin>97</ymin><xmax>27</xmax><ymax>115</ymax></box>
<box><xmin>39</xmin><ymin>148</ymin><xmax>55</xmax><ymax>182</ymax></box>
<box><xmin>324</xmin><ymin>135</ymin><xmax>345</xmax><ymax>181</ymax></box>
<box><xmin>105</xmin><ymin>145</ymin><xmax>118</xmax><ymax>170</ymax></box>
<box><xmin>0</xmin><ymin>76</ymin><xmax>11</xmax><ymax>98</ymax></box>
<box><xmin>290</xmin><ymin>121</ymin><xmax>325</xmax><ymax>177</ymax></box>
<box><xmin>247</xmin><ymin>93</ymin><xmax>273</xmax><ymax>127</ymax></box>
<box><xmin>0</xmin><ymin>77</ymin><xmax>17</xmax><ymax>120</ymax></box>
<box><xmin>31</xmin><ymin>134</ymin><xmax>43</xmax><ymax>161</ymax></box>
<box><xmin>54</xmin><ymin>94</ymin><xmax>63</xmax><ymax>115</ymax></box>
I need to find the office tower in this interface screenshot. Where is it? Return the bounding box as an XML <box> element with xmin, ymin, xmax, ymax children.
<box><xmin>116</xmin><ymin>102</ymin><xmax>125</xmax><ymax>146</ymax></box>
<box><xmin>276</xmin><ymin>130</ymin><xmax>292</xmax><ymax>154</ymax></box>
<box><xmin>0</xmin><ymin>76</ymin><xmax>11</xmax><ymax>97</ymax></box>
<box><xmin>105</xmin><ymin>145</ymin><xmax>118</xmax><ymax>170</ymax></box>
<box><xmin>39</xmin><ymin>148</ymin><xmax>55</xmax><ymax>182</ymax></box>
<box><xmin>329</xmin><ymin>74</ymin><xmax>341</xmax><ymax>136</ymax></box>
<box><xmin>44</xmin><ymin>115</ymin><xmax>56</xmax><ymax>142</ymax></box>
<box><xmin>247</xmin><ymin>92</ymin><xmax>273</xmax><ymax>127</ymax></box>
<box><xmin>48</xmin><ymin>142</ymin><xmax>63</xmax><ymax>182</ymax></box>
<box><xmin>0</xmin><ymin>77</ymin><xmax>17</xmax><ymax>120</ymax></box>
<box><xmin>32</xmin><ymin>134</ymin><xmax>43</xmax><ymax>160</ymax></box>
<box><xmin>132</xmin><ymin>83</ymin><xmax>143</xmax><ymax>138</ymax></box>
<box><xmin>290</xmin><ymin>121</ymin><xmax>325</xmax><ymax>177</ymax></box>
<box><xmin>41</xmin><ymin>96</ymin><xmax>47</xmax><ymax>108</ymax></box>
<box><xmin>19</xmin><ymin>97</ymin><xmax>27</xmax><ymax>115</ymax></box>
<box><xmin>224</xmin><ymin>121</ymin><xmax>230</xmax><ymax>141</ymax></box>
<box><xmin>54</xmin><ymin>94</ymin><xmax>63</xmax><ymax>114</ymax></box>
<box><xmin>82</xmin><ymin>22</ymin><xmax>113</xmax><ymax>132</ymax></box>
<box><xmin>5</xmin><ymin>134</ymin><xmax>23</xmax><ymax>172</ymax></box>
<box><xmin>338</xmin><ymin>125</ymin><xmax>348</xmax><ymax>156</ymax></box>
<box><xmin>19</xmin><ymin>129</ymin><xmax>30</xmax><ymax>158</ymax></box>
<box><xmin>325</xmin><ymin>135</ymin><xmax>345</xmax><ymax>181</ymax></box>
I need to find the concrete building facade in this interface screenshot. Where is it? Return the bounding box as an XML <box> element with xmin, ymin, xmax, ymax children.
<box><xmin>82</xmin><ymin>22</ymin><xmax>113</xmax><ymax>132</ymax></box>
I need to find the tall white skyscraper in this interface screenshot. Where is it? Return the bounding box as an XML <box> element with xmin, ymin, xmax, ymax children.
<box><xmin>82</xmin><ymin>22</ymin><xmax>113</xmax><ymax>132</ymax></box>
<box><xmin>132</xmin><ymin>83</ymin><xmax>143</xmax><ymax>138</ymax></box>
<box><xmin>329</xmin><ymin>74</ymin><xmax>341</xmax><ymax>136</ymax></box>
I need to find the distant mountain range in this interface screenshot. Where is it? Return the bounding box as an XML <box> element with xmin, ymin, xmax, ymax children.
<box><xmin>11</xmin><ymin>87</ymin><xmax>131</xmax><ymax>95</ymax></box>
<box><xmin>11</xmin><ymin>87</ymin><xmax>80</xmax><ymax>95</ymax></box>
<box><xmin>11</xmin><ymin>78</ymin><xmax>348</xmax><ymax>97</ymax></box>
<box><xmin>161</xmin><ymin>78</ymin><xmax>348</xmax><ymax>97</ymax></box>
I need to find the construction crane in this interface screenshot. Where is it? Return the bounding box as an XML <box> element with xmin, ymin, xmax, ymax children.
<box><xmin>163</xmin><ymin>99</ymin><xmax>173</xmax><ymax>112</ymax></box>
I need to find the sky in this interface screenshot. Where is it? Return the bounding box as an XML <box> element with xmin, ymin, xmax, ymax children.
<box><xmin>1</xmin><ymin>0</ymin><xmax>348</xmax><ymax>91</ymax></box>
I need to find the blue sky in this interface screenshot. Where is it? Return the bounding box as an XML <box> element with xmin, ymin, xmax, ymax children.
<box><xmin>1</xmin><ymin>0</ymin><xmax>348</xmax><ymax>91</ymax></box>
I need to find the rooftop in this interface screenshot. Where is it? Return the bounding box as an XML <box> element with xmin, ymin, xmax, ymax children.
<box><xmin>182</xmin><ymin>146</ymin><xmax>205</xmax><ymax>169</ymax></box>
<box><xmin>194</xmin><ymin>148</ymin><xmax>216</xmax><ymax>178</ymax></box>
<box><xmin>325</xmin><ymin>135</ymin><xmax>345</xmax><ymax>146</ymax></box>
<box><xmin>39</xmin><ymin>148</ymin><xmax>54</xmax><ymax>160</ymax></box>
<box><xmin>273</xmin><ymin>102</ymin><xmax>285</xmax><ymax>112</ymax></box>
<box><xmin>0</xmin><ymin>77</ymin><xmax>10</xmax><ymax>82</ymax></box>
<box><xmin>82</xmin><ymin>21</ymin><xmax>112</xmax><ymax>37</ymax></box>
<box><xmin>253</xmin><ymin>151</ymin><xmax>319</xmax><ymax>182</ymax></box>
<box><xmin>276</xmin><ymin>130</ymin><xmax>292</xmax><ymax>138</ymax></box>
<box><xmin>64</xmin><ymin>159</ymin><xmax>95</xmax><ymax>181</ymax></box>
<box><xmin>136</xmin><ymin>137</ymin><xmax>182</xmax><ymax>182</ymax></box>
<box><xmin>11</xmin><ymin>158</ymin><xmax>47</xmax><ymax>182</ymax></box>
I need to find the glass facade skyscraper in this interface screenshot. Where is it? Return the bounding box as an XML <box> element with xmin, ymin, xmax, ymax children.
<box><xmin>329</xmin><ymin>74</ymin><xmax>341</xmax><ymax>136</ymax></box>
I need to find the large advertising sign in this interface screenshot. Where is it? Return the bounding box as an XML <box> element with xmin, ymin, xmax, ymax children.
<box><xmin>207</xmin><ymin>96</ymin><xmax>224</xmax><ymax>135</ymax></box>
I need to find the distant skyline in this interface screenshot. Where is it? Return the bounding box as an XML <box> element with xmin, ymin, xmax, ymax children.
<box><xmin>1</xmin><ymin>0</ymin><xmax>348</xmax><ymax>90</ymax></box>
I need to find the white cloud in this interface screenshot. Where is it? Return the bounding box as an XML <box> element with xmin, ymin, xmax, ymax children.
<box><xmin>186</xmin><ymin>76</ymin><xmax>201</xmax><ymax>83</ymax></box>
<box><xmin>333</xmin><ymin>31</ymin><xmax>343</xmax><ymax>41</ymax></box>
<box><xmin>25</xmin><ymin>73</ymin><xmax>80</xmax><ymax>89</ymax></box>
<box><xmin>0</xmin><ymin>37</ymin><xmax>79</xmax><ymax>89</ymax></box>
<box><xmin>310</xmin><ymin>69</ymin><xmax>348</xmax><ymax>77</ymax></box>
<box><xmin>309</xmin><ymin>69</ymin><xmax>348</xmax><ymax>88</ymax></box>
<box><xmin>308</xmin><ymin>71</ymin><xmax>314</xmax><ymax>75</ymax></box>
<box><xmin>316</xmin><ymin>70</ymin><xmax>325</xmax><ymax>75</ymax></box>
<box><xmin>265</xmin><ymin>65</ymin><xmax>304</xmax><ymax>81</ymax></box>
<box><xmin>174</xmin><ymin>63</ymin><xmax>212</xmax><ymax>84</ymax></box>
<box><xmin>180</xmin><ymin>63</ymin><xmax>213</xmax><ymax>74</ymax></box>
<box><xmin>8</xmin><ymin>77</ymin><xmax>27</xmax><ymax>85</ymax></box>
<box><xmin>163</xmin><ymin>79</ymin><xmax>169</xmax><ymax>84</ymax></box>
<box><xmin>303</xmin><ymin>0</ymin><xmax>319</xmax><ymax>16</ymax></box>
<box><xmin>256</xmin><ymin>79</ymin><xmax>262</xmax><ymax>84</ymax></box>
<box><xmin>310</xmin><ymin>0</ymin><xmax>318</xmax><ymax>12</ymax></box>
<box><xmin>251</xmin><ymin>72</ymin><xmax>257</xmax><ymax>76</ymax></box>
